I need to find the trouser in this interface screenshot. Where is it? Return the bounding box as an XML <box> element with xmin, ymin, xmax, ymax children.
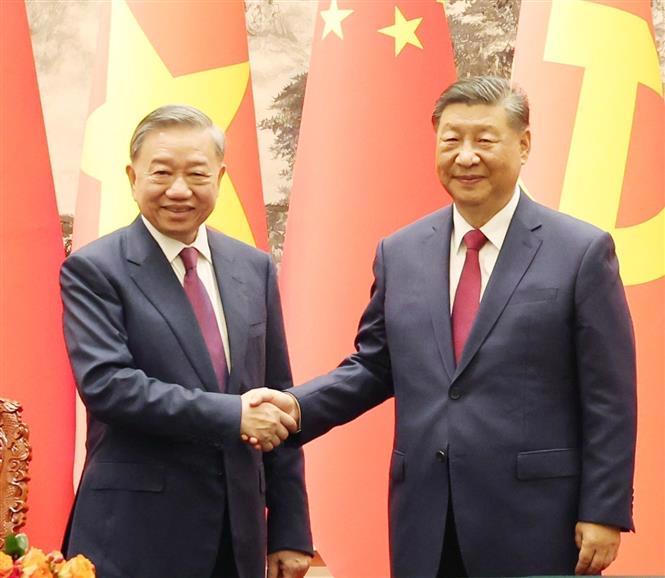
<box><xmin>211</xmin><ymin>491</ymin><xmax>238</xmax><ymax>577</ymax></box>
<box><xmin>437</xmin><ymin>490</ymin><xmax>468</xmax><ymax>578</ymax></box>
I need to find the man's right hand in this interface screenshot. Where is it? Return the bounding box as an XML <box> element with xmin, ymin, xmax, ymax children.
<box><xmin>240</xmin><ymin>390</ymin><xmax>297</xmax><ymax>452</ymax></box>
<box><xmin>240</xmin><ymin>388</ymin><xmax>299</xmax><ymax>451</ymax></box>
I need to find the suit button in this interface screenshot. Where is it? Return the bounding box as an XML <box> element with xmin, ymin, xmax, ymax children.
<box><xmin>449</xmin><ymin>386</ymin><xmax>461</xmax><ymax>400</ymax></box>
<box><xmin>436</xmin><ymin>450</ymin><xmax>447</xmax><ymax>462</ymax></box>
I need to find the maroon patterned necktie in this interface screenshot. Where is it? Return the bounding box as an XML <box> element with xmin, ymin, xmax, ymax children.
<box><xmin>180</xmin><ymin>247</ymin><xmax>228</xmax><ymax>391</ymax></box>
<box><xmin>451</xmin><ymin>229</ymin><xmax>488</xmax><ymax>364</ymax></box>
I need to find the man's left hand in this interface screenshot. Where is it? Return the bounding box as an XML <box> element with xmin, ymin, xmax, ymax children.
<box><xmin>267</xmin><ymin>550</ymin><xmax>311</xmax><ymax>578</ymax></box>
<box><xmin>575</xmin><ymin>521</ymin><xmax>621</xmax><ymax>575</ymax></box>
<box><xmin>241</xmin><ymin>388</ymin><xmax>301</xmax><ymax>450</ymax></box>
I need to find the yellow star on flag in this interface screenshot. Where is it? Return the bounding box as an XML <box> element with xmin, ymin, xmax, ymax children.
<box><xmin>80</xmin><ymin>0</ymin><xmax>254</xmax><ymax>244</ymax></box>
<box><xmin>321</xmin><ymin>0</ymin><xmax>354</xmax><ymax>40</ymax></box>
<box><xmin>378</xmin><ymin>6</ymin><xmax>423</xmax><ymax>56</ymax></box>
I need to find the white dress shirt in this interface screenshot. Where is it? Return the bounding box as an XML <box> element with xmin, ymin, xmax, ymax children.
<box><xmin>142</xmin><ymin>216</ymin><xmax>231</xmax><ymax>369</ymax></box>
<box><xmin>449</xmin><ymin>186</ymin><xmax>521</xmax><ymax>311</ymax></box>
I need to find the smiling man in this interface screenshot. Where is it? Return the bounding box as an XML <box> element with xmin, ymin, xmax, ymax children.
<box><xmin>250</xmin><ymin>76</ymin><xmax>637</xmax><ymax>577</ymax></box>
<box><xmin>60</xmin><ymin>105</ymin><xmax>313</xmax><ymax>578</ymax></box>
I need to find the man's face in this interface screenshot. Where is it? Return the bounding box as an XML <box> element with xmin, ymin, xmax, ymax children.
<box><xmin>435</xmin><ymin>103</ymin><xmax>530</xmax><ymax>225</ymax></box>
<box><xmin>126</xmin><ymin>126</ymin><xmax>225</xmax><ymax>244</ymax></box>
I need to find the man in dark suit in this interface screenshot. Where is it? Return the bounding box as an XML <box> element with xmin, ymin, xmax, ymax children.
<box><xmin>61</xmin><ymin>105</ymin><xmax>313</xmax><ymax>578</ymax></box>
<box><xmin>248</xmin><ymin>77</ymin><xmax>637</xmax><ymax>577</ymax></box>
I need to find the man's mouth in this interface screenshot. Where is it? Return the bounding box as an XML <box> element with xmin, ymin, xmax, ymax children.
<box><xmin>454</xmin><ymin>175</ymin><xmax>485</xmax><ymax>184</ymax></box>
<box><xmin>163</xmin><ymin>206</ymin><xmax>193</xmax><ymax>213</ymax></box>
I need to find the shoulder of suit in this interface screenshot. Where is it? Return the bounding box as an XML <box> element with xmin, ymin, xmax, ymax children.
<box><xmin>524</xmin><ymin>196</ymin><xmax>609</xmax><ymax>244</ymax></box>
<box><xmin>65</xmin><ymin>225</ymin><xmax>128</xmax><ymax>264</ymax></box>
<box><xmin>382</xmin><ymin>205</ymin><xmax>451</xmax><ymax>245</ymax></box>
<box><xmin>206</xmin><ymin>227</ymin><xmax>272</xmax><ymax>264</ymax></box>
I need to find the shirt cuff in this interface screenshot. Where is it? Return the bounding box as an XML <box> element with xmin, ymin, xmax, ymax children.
<box><xmin>284</xmin><ymin>391</ymin><xmax>302</xmax><ymax>433</ymax></box>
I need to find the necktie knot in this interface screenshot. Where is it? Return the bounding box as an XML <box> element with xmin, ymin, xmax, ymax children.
<box><xmin>464</xmin><ymin>229</ymin><xmax>487</xmax><ymax>252</ymax></box>
<box><xmin>180</xmin><ymin>247</ymin><xmax>198</xmax><ymax>271</ymax></box>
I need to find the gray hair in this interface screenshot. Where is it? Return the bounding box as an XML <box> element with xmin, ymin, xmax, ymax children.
<box><xmin>129</xmin><ymin>104</ymin><xmax>226</xmax><ymax>161</ymax></box>
<box><xmin>432</xmin><ymin>76</ymin><xmax>529</xmax><ymax>132</ymax></box>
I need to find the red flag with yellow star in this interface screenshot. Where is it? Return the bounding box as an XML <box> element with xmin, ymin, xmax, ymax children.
<box><xmin>512</xmin><ymin>0</ymin><xmax>664</xmax><ymax>573</ymax></box>
<box><xmin>72</xmin><ymin>0</ymin><xmax>267</xmax><ymax>477</ymax></box>
<box><xmin>280</xmin><ymin>1</ymin><xmax>455</xmax><ymax>575</ymax></box>
<box><xmin>0</xmin><ymin>0</ymin><xmax>75</xmax><ymax>549</ymax></box>
<box><xmin>74</xmin><ymin>0</ymin><xmax>267</xmax><ymax>251</ymax></box>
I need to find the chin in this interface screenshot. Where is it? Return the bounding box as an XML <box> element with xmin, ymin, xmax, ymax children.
<box><xmin>164</xmin><ymin>226</ymin><xmax>195</xmax><ymax>242</ymax></box>
<box><xmin>450</xmin><ymin>189</ymin><xmax>489</xmax><ymax>205</ymax></box>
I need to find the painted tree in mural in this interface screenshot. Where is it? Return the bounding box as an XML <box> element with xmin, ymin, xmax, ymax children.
<box><xmin>259</xmin><ymin>72</ymin><xmax>307</xmax><ymax>180</ymax></box>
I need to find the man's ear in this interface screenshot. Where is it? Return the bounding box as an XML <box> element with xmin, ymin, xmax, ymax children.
<box><xmin>126</xmin><ymin>165</ymin><xmax>137</xmax><ymax>196</ymax></box>
<box><xmin>520</xmin><ymin>128</ymin><xmax>531</xmax><ymax>165</ymax></box>
<box><xmin>217</xmin><ymin>164</ymin><xmax>226</xmax><ymax>187</ymax></box>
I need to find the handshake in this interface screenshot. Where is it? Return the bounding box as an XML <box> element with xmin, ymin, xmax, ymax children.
<box><xmin>240</xmin><ymin>388</ymin><xmax>299</xmax><ymax>451</ymax></box>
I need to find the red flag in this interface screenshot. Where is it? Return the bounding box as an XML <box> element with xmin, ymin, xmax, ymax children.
<box><xmin>512</xmin><ymin>0</ymin><xmax>664</xmax><ymax>573</ymax></box>
<box><xmin>280</xmin><ymin>2</ymin><xmax>456</xmax><ymax>575</ymax></box>
<box><xmin>0</xmin><ymin>0</ymin><xmax>75</xmax><ymax>550</ymax></box>
<box><xmin>74</xmin><ymin>0</ymin><xmax>267</xmax><ymax>251</ymax></box>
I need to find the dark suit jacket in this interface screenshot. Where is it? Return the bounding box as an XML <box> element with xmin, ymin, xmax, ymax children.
<box><xmin>60</xmin><ymin>218</ymin><xmax>312</xmax><ymax>578</ymax></box>
<box><xmin>291</xmin><ymin>193</ymin><xmax>636</xmax><ymax>577</ymax></box>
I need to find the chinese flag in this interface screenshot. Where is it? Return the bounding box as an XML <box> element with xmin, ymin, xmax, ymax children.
<box><xmin>280</xmin><ymin>2</ymin><xmax>456</xmax><ymax>575</ymax></box>
<box><xmin>72</xmin><ymin>0</ymin><xmax>268</xmax><ymax>477</ymax></box>
<box><xmin>0</xmin><ymin>0</ymin><xmax>75</xmax><ymax>550</ymax></box>
<box><xmin>512</xmin><ymin>0</ymin><xmax>664</xmax><ymax>574</ymax></box>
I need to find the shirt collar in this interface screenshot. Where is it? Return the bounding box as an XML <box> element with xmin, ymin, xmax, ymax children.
<box><xmin>141</xmin><ymin>216</ymin><xmax>212</xmax><ymax>264</ymax></box>
<box><xmin>452</xmin><ymin>185</ymin><xmax>521</xmax><ymax>253</ymax></box>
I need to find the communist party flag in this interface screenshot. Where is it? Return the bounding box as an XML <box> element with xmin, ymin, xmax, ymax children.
<box><xmin>280</xmin><ymin>2</ymin><xmax>455</xmax><ymax>575</ymax></box>
<box><xmin>0</xmin><ymin>1</ymin><xmax>76</xmax><ymax>549</ymax></box>
<box><xmin>72</xmin><ymin>0</ymin><xmax>267</xmax><ymax>476</ymax></box>
<box><xmin>512</xmin><ymin>0</ymin><xmax>664</xmax><ymax>574</ymax></box>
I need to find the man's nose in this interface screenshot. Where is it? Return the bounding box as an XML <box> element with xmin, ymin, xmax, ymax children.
<box><xmin>455</xmin><ymin>145</ymin><xmax>479</xmax><ymax>167</ymax></box>
<box><xmin>166</xmin><ymin>176</ymin><xmax>191</xmax><ymax>197</ymax></box>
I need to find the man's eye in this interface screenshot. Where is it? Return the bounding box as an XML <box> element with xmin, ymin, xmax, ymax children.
<box><xmin>153</xmin><ymin>170</ymin><xmax>170</xmax><ymax>176</ymax></box>
<box><xmin>442</xmin><ymin>137</ymin><xmax>458</xmax><ymax>143</ymax></box>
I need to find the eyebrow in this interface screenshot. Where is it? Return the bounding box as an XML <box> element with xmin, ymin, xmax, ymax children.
<box><xmin>439</xmin><ymin>123</ymin><xmax>500</xmax><ymax>132</ymax></box>
<box><xmin>148</xmin><ymin>156</ymin><xmax>211</xmax><ymax>168</ymax></box>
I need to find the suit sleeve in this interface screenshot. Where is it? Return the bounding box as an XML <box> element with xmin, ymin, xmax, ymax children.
<box><xmin>60</xmin><ymin>252</ymin><xmax>242</xmax><ymax>445</ymax></box>
<box><xmin>290</xmin><ymin>240</ymin><xmax>395</xmax><ymax>444</ymax></box>
<box><xmin>574</xmin><ymin>232</ymin><xmax>636</xmax><ymax>531</ymax></box>
<box><xmin>261</xmin><ymin>259</ymin><xmax>314</xmax><ymax>555</ymax></box>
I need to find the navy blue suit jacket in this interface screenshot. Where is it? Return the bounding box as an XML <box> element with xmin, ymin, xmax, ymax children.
<box><xmin>291</xmin><ymin>193</ymin><xmax>636</xmax><ymax>577</ymax></box>
<box><xmin>61</xmin><ymin>218</ymin><xmax>312</xmax><ymax>578</ymax></box>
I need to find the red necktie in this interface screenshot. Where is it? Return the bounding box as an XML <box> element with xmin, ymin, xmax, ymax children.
<box><xmin>451</xmin><ymin>229</ymin><xmax>488</xmax><ymax>364</ymax></box>
<box><xmin>180</xmin><ymin>248</ymin><xmax>228</xmax><ymax>391</ymax></box>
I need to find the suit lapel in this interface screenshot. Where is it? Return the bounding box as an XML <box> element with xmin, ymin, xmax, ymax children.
<box><xmin>424</xmin><ymin>207</ymin><xmax>456</xmax><ymax>382</ymax></box>
<box><xmin>208</xmin><ymin>232</ymin><xmax>249</xmax><ymax>395</ymax></box>
<box><xmin>125</xmin><ymin>219</ymin><xmax>220</xmax><ymax>393</ymax></box>
<box><xmin>453</xmin><ymin>193</ymin><xmax>543</xmax><ymax>380</ymax></box>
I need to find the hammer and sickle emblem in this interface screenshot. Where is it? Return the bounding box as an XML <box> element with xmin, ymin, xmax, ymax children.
<box><xmin>544</xmin><ymin>0</ymin><xmax>664</xmax><ymax>286</ymax></box>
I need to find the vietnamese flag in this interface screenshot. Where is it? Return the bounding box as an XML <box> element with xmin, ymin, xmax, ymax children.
<box><xmin>512</xmin><ymin>0</ymin><xmax>664</xmax><ymax>574</ymax></box>
<box><xmin>74</xmin><ymin>0</ymin><xmax>267</xmax><ymax>252</ymax></box>
<box><xmin>72</xmin><ymin>0</ymin><xmax>268</xmax><ymax>477</ymax></box>
<box><xmin>280</xmin><ymin>1</ymin><xmax>456</xmax><ymax>575</ymax></box>
<box><xmin>0</xmin><ymin>0</ymin><xmax>75</xmax><ymax>550</ymax></box>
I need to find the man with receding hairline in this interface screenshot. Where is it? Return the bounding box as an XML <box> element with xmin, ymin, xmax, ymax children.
<box><xmin>61</xmin><ymin>104</ymin><xmax>313</xmax><ymax>578</ymax></box>
<box><xmin>249</xmin><ymin>77</ymin><xmax>636</xmax><ymax>577</ymax></box>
